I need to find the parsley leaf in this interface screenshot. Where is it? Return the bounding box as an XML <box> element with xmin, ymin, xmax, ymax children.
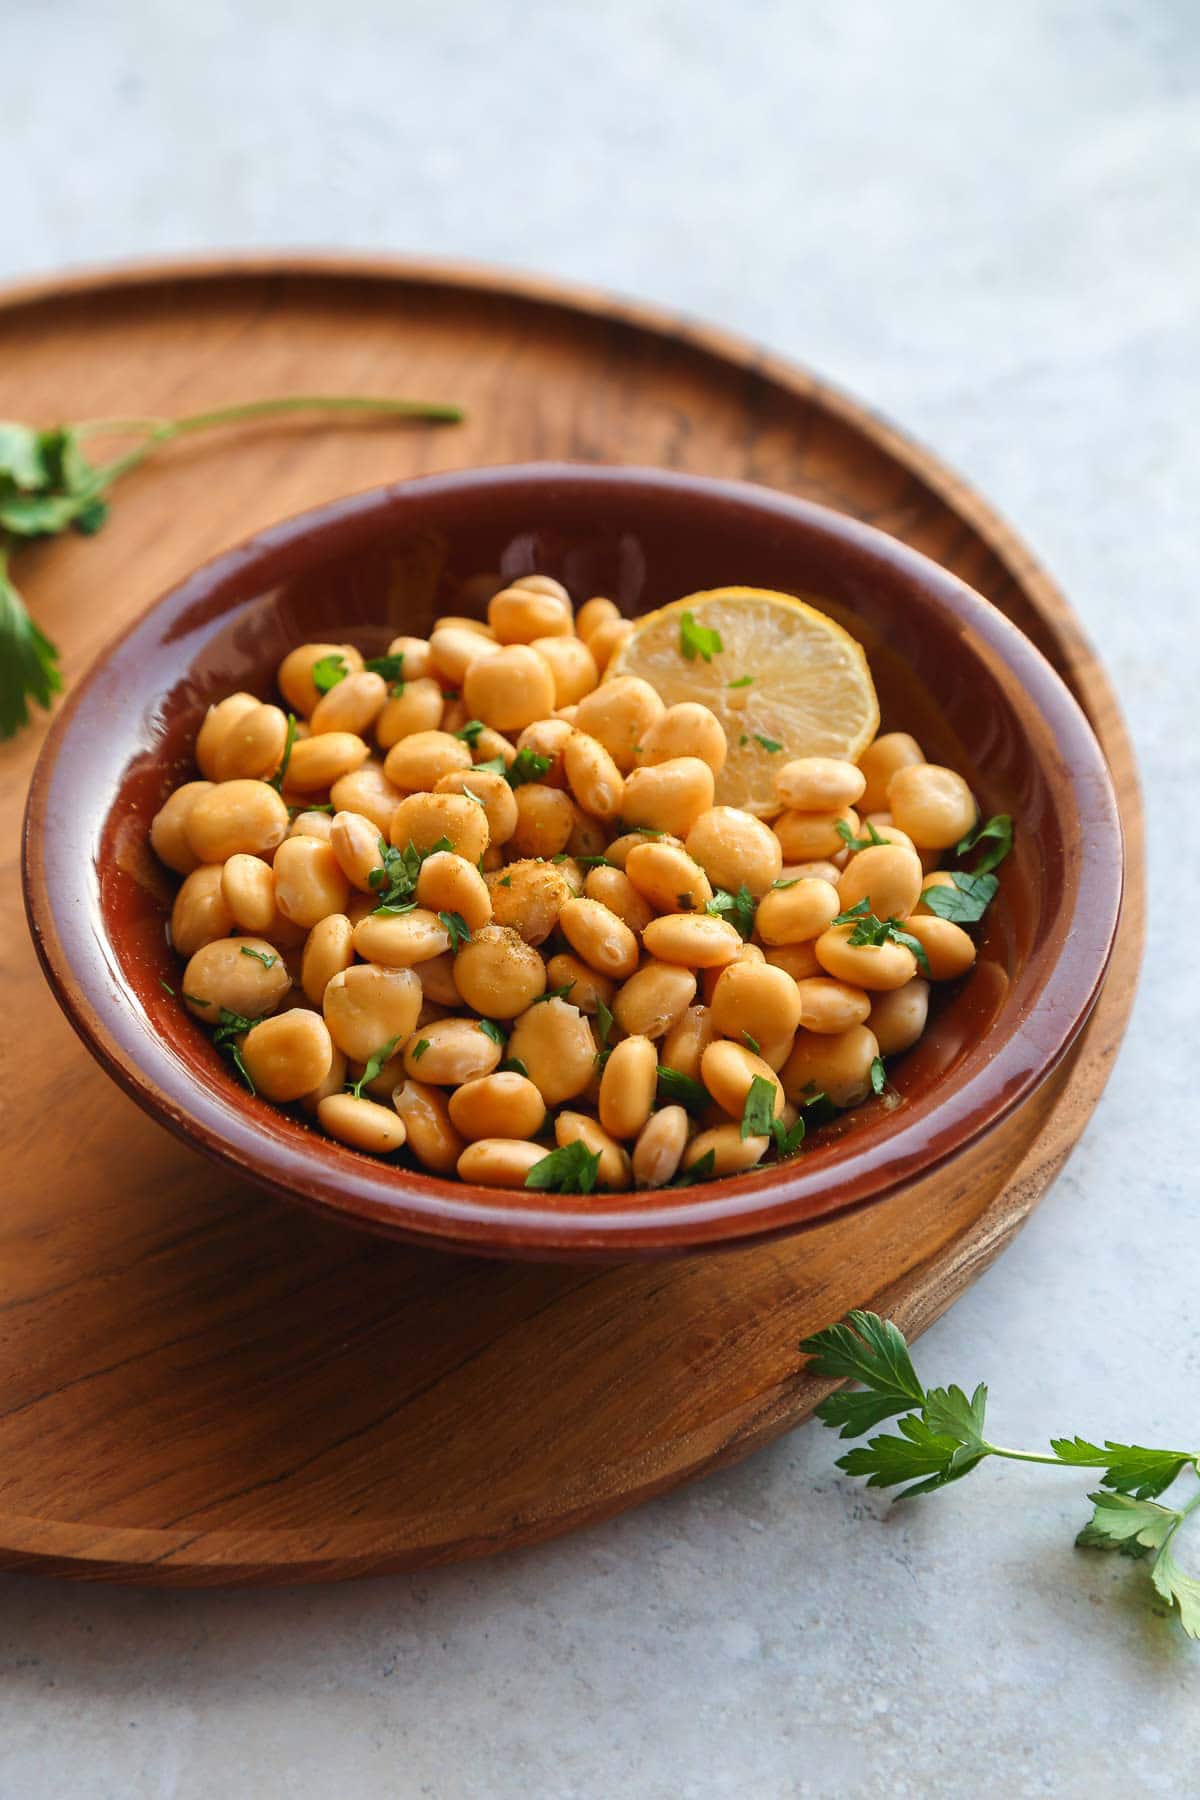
<box><xmin>159</xmin><ymin>978</ymin><xmax>175</xmax><ymax>997</ymax></box>
<box><xmin>595</xmin><ymin>997</ymin><xmax>615</xmax><ymax>1049</ymax></box>
<box><xmin>364</xmin><ymin>653</ymin><xmax>405</xmax><ymax>686</ymax></box>
<box><xmin>505</xmin><ymin>747</ymin><xmax>553</xmax><ymax>788</ymax></box>
<box><xmin>209</xmin><ymin>1005</ymin><xmax>261</xmax><ymax>1094</ymax></box>
<box><xmin>0</xmin><ymin>552</ymin><xmax>63</xmax><ymax>736</ymax></box>
<box><xmin>477</xmin><ymin>1018</ymin><xmax>506</xmax><ymax>1046</ymax></box>
<box><xmin>922</xmin><ymin>870</ymin><xmax>999</xmax><ymax>925</ymax></box>
<box><xmin>439</xmin><ymin>910</ymin><xmax>472</xmax><ymax>952</ymax></box>
<box><xmin>656</xmin><ymin>1065</ymin><xmax>709</xmax><ymax>1117</ymax></box>
<box><xmin>753</xmin><ymin>733</ymin><xmax>783</xmax><ymax>754</ymax></box>
<box><xmin>802</xmin><ymin>1307</ymin><xmax>1200</xmax><ymax>1640</ymax></box>
<box><xmin>836</xmin><ymin>819</ymin><xmax>887</xmax><ymax>852</ymax></box>
<box><xmin>347</xmin><ymin>1033</ymin><xmax>403</xmax><ymax>1099</ymax></box>
<box><xmin>955</xmin><ymin>812</ymin><xmax>1013</xmax><ymax>876</ymax></box>
<box><xmin>771</xmin><ymin>1113</ymin><xmax>805</xmax><ymax>1159</ymax></box>
<box><xmin>727</xmin><ymin>674</ymin><xmax>754</xmax><ymax>688</ymax></box>
<box><xmin>870</xmin><ymin>1056</ymin><xmax>886</xmax><ymax>1096</ymax></box>
<box><xmin>498</xmin><ymin>1057</ymin><xmax>528</xmax><ymax>1078</ymax></box>
<box><xmin>740</xmin><ymin>1074</ymin><xmax>776</xmax><ymax>1139</ymax></box>
<box><xmin>268</xmin><ymin>711</ymin><xmax>297</xmax><ymax>792</ymax></box>
<box><xmin>706</xmin><ymin>885</ymin><xmax>757</xmax><ymax>940</ymax></box>
<box><xmin>411</xmin><ymin>1038</ymin><xmax>430</xmax><ymax>1062</ymax></box>
<box><xmin>772</xmin><ymin>877</ymin><xmax>800</xmax><ymax>889</ymax></box>
<box><xmin>456</xmin><ymin>718</ymin><xmax>486</xmax><ymax>749</ymax></box>
<box><xmin>679</xmin><ymin>611</ymin><xmax>723</xmax><ymax>663</ymax></box>
<box><xmin>532</xmin><ymin>982</ymin><xmax>576</xmax><ymax>1004</ymax></box>
<box><xmin>369</xmin><ymin>835</ymin><xmax>452</xmax><ymax>912</ymax></box>
<box><xmin>677</xmin><ymin>1148</ymin><xmax>716</xmax><ymax>1183</ymax></box>
<box><xmin>239</xmin><ymin>945</ymin><xmax>278</xmax><ymax>969</ymax></box>
<box><xmin>311</xmin><ymin>653</ymin><xmax>348</xmax><ymax>694</ymax></box>
<box><xmin>742</xmin><ymin>1030</ymin><xmax>760</xmax><ymax>1054</ymax></box>
<box><xmin>524</xmin><ymin>1139</ymin><xmax>601</xmax><ymax>1195</ymax></box>
<box><xmin>474</xmin><ymin>755</ymin><xmax>509</xmax><ymax>777</ymax></box>
<box><xmin>830</xmin><ymin>902</ymin><xmax>930</xmax><ymax>974</ymax></box>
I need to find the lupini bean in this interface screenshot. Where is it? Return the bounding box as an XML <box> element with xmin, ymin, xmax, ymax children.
<box><xmin>636</xmin><ymin>702</ymin><xmax>727</xmax><ymax>776</ymax></box>
<box><xmin>700</xmin><ymin>1039</ymin><xmax>785</xmax><ymax>1121</ymax></box>
<box><xmin>375</xmin><ymin>677</ymin><xmax>445</xmax><ymax>748</ymax></box>
<box><xmin>301</xmin><ymin>913</ymin><xmax>355</xmax><ymax>1005</ymax></box>
<box><xmin>505</xmin><ymin>997</ymin><xmax>597</xmax><ymax>1104</ymax></box>
<box><xmin>660</xmin><ymin>1003</ymin><xmax>716</xmax><ymax>1080</ymax></box>
<box><xmin>448</xmin><ymin>1071</ymin><xmax>547</xmax><ymax>1142</ymax></box>
<box><xmin>754</xmin><ymin>877</ymin><xmax>840</xmax><ymax>945</ymax></box>
<box><xmin>685</xmin><ymin>806</ymin><xmax>782</xmax><ymax>896</ymax></box>
<box><xmin>781</xmin><ymin>1024</ymin><xmax>880</xmax><ymax>1110</ymax></box>
<box><xmin>488</xmin><ymin>584</ymin><xmax>573</xmax><ymax>643</ymax></box>
<box><xmin>558</xmin><ymin>896</ymin><xmax>640</xmax><ymax>979</ymax></box>
<box><xmin>392</xmin><ymin>1079</ymin><xmax>465</xmax><ymax>1173</ymax></box>
<box><xmin>509</xmin><ymin>783</ymin><xmax>576</xmax><ymax>859</ymax></box>
<box><xmin>285</xmin><ymin>731</ymin><xmax>370</xmax><ymax>793</ymax></box>
<box><xmin>564</xmin><ymin>731</ymin><xmax>625</xmax><ymax>821</ymax></box>
<box><xmin>898</xmin><ymin>913</ymin><xmax>977</xmax><ymax>979</ymax></box>
<box><xmin>309</xmin><ymin>671</ymin><xmax>387</xmax><ymax>738</ymax></box>
<box><xmin>150</xmin><ymin>780</ymin><xmax>214</xmax><ymax>875</ymax></box>
<box><xmin>793</xmin><ymin>978</ymin><xmax>872</xmax><ymax>1034</ymax></box>
<box><xmin>583</xmin><ymin>866</ymin><xmax>653</xmax><ymax>933</ymax></box>
<box><xmin>329</xmin><ymin>762</ymin><xmax>406</xmax><ymax>835</ymax></box>
<box><xmin>887</xmin><ymin>764</ymin><xmax>977</xmax><ymax>851</ymax></box>
<box><xmin>857</xmin><ymin>731</ymin><xmax>925</xmax><ymax>814</ymax></box>
<box><xmin>868</xmin><ymin>978</ymin><xmax>930</xmax><ymax>1055</ymax></box>
<box><xmin>272</xmin><ymin>834</ymin><xmax>351</xmax><ymax>928</ymax></box>
<box><xmin>631</xmin><ymin>1105</ymin><xmax>690</xmax><ymax>1188</ymax></box>
<box><xmin>241</xmin><ymin>1010</ymin><xmax>334</xmax><ymax>1102</ymax></box>
<box><xmin>598</xmin><ymin>1034</ymin><xmax>658</xmax><ymax>1139</ymax></box>
<box><xmin>220</xmin><ymin>853</ymin><xmax>278</xmax><ymax>933</ymax></box>
<box><xmin>383</xmin><ymin>729</ymin><xmax>472</xmax><ymax>792</ymax></box>
<box><xmin>641</xmin><ymin>913</ymin><xmax>743</xmax><ymax>968</ymax></box>
<box><xmin>544</xmin><ymin>953</ymin><xmax>614</xmax><ymax>1016</ymax></box>
<box><xmin>622</xmin><ymin>840</ymin><xmax>713</xmax><ymax>914</ymax></box>
<box><xmin>416</xmin><ymin>850</ymin><xmax>493</xmax><ymax>931</ymax></box>
<box><xmin>835</xmin><ymin>843</ymin><xmax>924</xmax><ymax>923</ymax></box>
<box><xmin>278</xmin><ymin>643</ymin><xmax>363</xmax><ymax>718</ymax></box>
<box><xmin>485</xmin><ymin>861</ymin><xmax>573</xmax><ymax>944</ymax></box>
<box><xmin>457</xmin><ymin>1138</ymin><xmax>549</xmax><ymax>1187</ymax></box>
<box><xmin>353</xmin><ymin>907</ymin><xmax>452</xmax><ymax>967</ymax></box>
<box><xmin>462</xmin><ymin>645</ymin><xmax>558</xmax><ymax>731</ymax></box>
<box><xmin>532</xmin><ymin>636</ymin><xmax>599</xmax><ymax>707</ymax></box>
<box><xmin>682</xmin><ymin>1123</ymin><xmax>769</xmax><ymax>1179</ymax></box>
<box><xmin>212</xmin><ymin>702</ymin><xmax>290</xmax><ymax>783</ymax></box>
<box><xmin>555</xmin><ymin>1111</ymin><xmax>632</xmax><ymax>1190</ymax></box>
<box><xmin>185</xmin><ymin>779</ymin><xmax>289</xmax><ymax>863</ymax></box>
<box><xmin>620</xmin><ymin>757</ymin><xmax>715</xmax><ymax>837</ymax></box>
<box><xmin>773</xmin><ymin>807</ymin><xmax>860</xmax><ymax>863</ymax></box>
<box><xmin>317</xmin><ymin>1092</ymin><xmax>406</xmax><ymax>1155</ymax></box>
<box><xmin>322</xmin><ymin>963</ymin><xmax>422</xmax><ymax>1062</ymax></box>
<box><xmin>709</xmin><ymin>960</ymin><xmax>803</xmax><ymax>1046</ymax></box>
<box><xmin>435</xmin><ymin>768</ymin><xmax>519</xmax><ymax>844</ymax></box>
<box><xmin>612</xmin><ymin>961</ymin><xmax>697</xmax><ymax>1039</ymax></box>
<box><xmin>403</xmin><ymin>1017</ymin><xmax>502</xmax><ymax>1085</ymax></box>
<box><xmin>586</xmin><ymin>615</ymin><xmax>635</xmax><ymax>672</ymax></box>
<box><xmin>170</xmin><ymin>865</ymin><xmax>235</xmax><ymax>957</ymax></box>
<box><xmin>181</xmin><ymin>936</ymin><xmax>291</xmax><ymax>1024</ymax></box>
<box><xmin>814</xmin><ymin>923</ymin><xmax>917</xmax><ymax>991</ymax></box>
<box><xmin>775</xmin><ymin>756</ymin><xmax>866</xmax><ymax>812</ymax></box>
<box><xmin>574</xmin><ymin>676</ymin><xmax>664</xmax><ymax>772</ymax></box>
<box><xmin>390</xmin><ymin>792</ymin><xmax>489</xmax><ymax>863</ymax></box>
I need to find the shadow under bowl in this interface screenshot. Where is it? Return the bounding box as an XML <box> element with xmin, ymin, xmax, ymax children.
<box><xmin>23</xmin><ymin>463</ymin><xmax>1123</xmax><ymax>1260</ymax></box>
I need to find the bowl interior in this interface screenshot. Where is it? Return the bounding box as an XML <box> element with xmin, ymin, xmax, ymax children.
<box><xmin>26</xmin><ymin>465</ymin><xmax>1122</xmax><ymax>1256</ymax></box>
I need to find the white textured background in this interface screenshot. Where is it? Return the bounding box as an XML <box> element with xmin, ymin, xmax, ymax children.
<box><xmin>3</xmin><ymin>2</ymin><xmax>1198</xmax><ymax>1795</ymax></box>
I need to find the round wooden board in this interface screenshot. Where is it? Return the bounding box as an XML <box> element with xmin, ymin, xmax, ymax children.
<box><xmin>0</xmin><ymin>256</ymin><xmax>1142</xmax><ymax>1585</ymax></box>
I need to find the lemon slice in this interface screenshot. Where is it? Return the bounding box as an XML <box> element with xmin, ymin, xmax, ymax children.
<box><xmin>609</xmin><ymin>587</ymin><xmax>879</xmax><ymax>816</ymax></box>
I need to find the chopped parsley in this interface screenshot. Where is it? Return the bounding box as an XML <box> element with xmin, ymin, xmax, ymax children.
<box><xmin>674</xmin><ymin>1148</ymin><xmax>716</xmax><ymax>1184</ymax></box>
<box><xmin>524</xmin><ymin>1139</ymin><xmax>601</xmax><ymax>1195</ymax></box>
<box><xmin>727</xmin><ymin>674</ymin><xmax>754</xmax><ymax>688</ymax></box>
<box><xmin>267</xmin><ymin>711</ymin><xmax>297</xmax><ymax>792</ymax></box>
<box><xmin>498</xmin><ymin>1056</ymin><xmax>529</xmax><ymax>1078</ymax></box>
<box><xmin>830</xmin><ymin>899</ymin><xmax>931</xmax><ymax>974</ymax></box>
<box><xmin>210</xmin><ymin>1006</ymin><xmax>260</xmax><ymax>1094</ymax></box>
<box><xmin>656</xmin><ymin>1065</ymin><xmax>709</xmax><ymax>1117</ymax></box>
<box><xmin>368</xmin><ymin>835</ymin><xmax>453</xmax><ymax>913</ymax></box>
<box><xmin>870</xmin><ymin>1056</ymin><xmax>887</xmax><ymax>1096</ymax></box>
<box><xmin>922</xmin><ymin>870</ymin><xmax>999</xmax><ymax>925</ymax></box>
<box><xmin>836</xmin><ymin>819</ymin><xmax>887</xmax><ymax>852</ymax></box>
<box><xmin>411</xmin><ymin>1038</ymin><xmax>431</xmax><ymax>1062</ymax></box>
<box><xmin>771</xmin><ymin>1114</ymin><xmax>806</xmax><ymax>1159</ymax></box>
<box><xmin>439</xmin><ymin>910</ymin><xmax>472</xmax><ymax>952</ymax></box>
<box><xmin>239</xmin><ymin>945</ymin><xmax>278</xmax><ymax>969</ymax></box>
<box><xmin>347</xmin><ymin>1034</ymin><xmax>403</xmax><ymax>1099</ymax></box>
<box><xmin>477</xmin><ymin>1019</ymin><xmax>506</xmax><ymax>1046</ymax></box>
<box><xmin>505</xmin><ymin>747</ymin><xmax>552</xmax><ymax>788</ymax></box>
<box><xmin>456</xmin><ymin>718</ymin><xmax>486</xmax><ymax>749</ymax></box>
<box><xmin>364</xmin><ymin>653</ymin><xmax>405</xmax><ymax>690</ymax></box>
<box><xmin>740</xmin><ymin>1074</ymin><xmax>777</xmax><ymax>1139</ymax></box>
<box><xmin>742</xmin><ymin>1030</ymin><xmax>761</xmax><ymax>1054</ymax></box>
<box><xmin>159</xmin><ymin>978</ymin><xmax>175</xmax><ymax>997</ymax></box>
<box><xmin>753</xmin><ymin>733</ymin><xmax>783</xmax><ymax>754</ymax></box>
<box><xmin>311</xmin><ymin>653</ymin><xmax>348</xmax><ymax>694</ymax></box>
<box><xmin>955</xmin><ymin>813</ymin><xmax>1013</xmax><ymax>876</ymax></box>
<box><xmin>532</xmin><ymin>982</ymin><xmax>576</xmax><ymax>1004</ymax></box>
<box><xmin>679</xmin><ymin>611</ymin><xmax>723</xmax><ymax>664</ymax></box>
<box><xmin>706</xmin><ymin>884</ymin><xmax>757</xmax><ymax>940</ymax></box>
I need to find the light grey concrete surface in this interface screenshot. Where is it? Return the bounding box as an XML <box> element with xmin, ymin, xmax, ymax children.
<box><xmin>3</xmin><ymin>2</ymin><xmax>1198</xmax><ymax>1794</ymax></box>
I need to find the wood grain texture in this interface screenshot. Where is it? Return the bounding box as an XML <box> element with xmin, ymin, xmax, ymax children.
<box><xmin>0</xmin><ymin>256</ymin><xmax>1143</xmax><ymax>1584</ymax></box>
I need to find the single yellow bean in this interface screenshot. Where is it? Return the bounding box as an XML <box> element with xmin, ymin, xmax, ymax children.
<box><xmin>278</xmin><ymin>643</ymin><xmax>363</xmax><ymax>717</ymax></box>
<box><xmin>660</xmin><ymin>1003</ymin><xmax>716</xmax><ymax>1080</ymax></box>
<box><xmin>700</xmin><ymin>1040</ymin><xmax>785</xmax><ymax>1121</ymax></box>
<box><xmin>385</xmin><ymin>634</ymin><xmax>434</xmax><ymax>680</ymax></box>
<box><xmin>392</xmin><ymin>1079</ymin><xmax>465</xmax><ymax>1173</ymax></box>
<box><xmin>598</xmin><ymin>1035</ymin><xmax>659</xmax><ymax>1139</ymax></box>
<box><xmin>709</xmin><ymin>960</ymin><xmax>803</xmax><ymax>1045</ymax></box>
<box><xmin>887</xmin><ymin>764</ymin><xmax>978</xmax><ymax>850</ymax></box>
<box><xmin>195</xmin><ymin>692</ymin><xmax>259</xmax><ymax>778</ymax></box>
<box><xmin>898</xmin><ymin>913</ymin><xmax>977</xmax><ymax>979</ymax></box>
<box><xmin>457</xmin><ymin>1138</ymin><xmax>549</xmax><ymax>1187</ymax></box>
<box><xmin>685</xmin><ymin>806</ymin><xmax>783</xmax><ymax>896</ymax></box>
<box><xmin>382</xmin><ymin>728</ymin><xmax>472</xmax><ymax>791</ymax></box>
<box><xmin>328</xmin><ymin>762</ymin><xmax>406</xmax><ymax>835</ymax></box>
<box><xmin>272</xmin><ymin>834</ymin><xmax>351</xmax><ymax>928</ymax></box>
<box><xmin>563</xmin><ymin>731</ymin><xmax>625</xmax><ymax>821</ymax></box>
<box><xmin>428</xmin><ymin>623</ymin><xmax>498</xmax><ymax>686</ymax></box>
<box><xmin>868</xmin><ymin>978</ymin><xmax>930</xmax><ymax>1055</ymax></box>
<box><xmin>835</xmin><ymin>844</ymin><xmax>924</xmax><ymax>922</ymax></box>
<box><xmin>699</xmin><ymin>941</ymin><xmax>766</xmax><ymax>1005</ymax></box>
<box><xmin>403</xmin><ymin>1018</ymin><xmax>503</xmax><ymax>1085</ymax></box>
<box><xmin>321</xmin><ymin>963</ymin><xmax>422</xmax><ymax>1062</ymax></box>
<box><xmin>612</xmin><ymin>961</ymin><xmax>697</xmax><ymax>1039</ymax></box>
<box><xmin>620</xmin><ymin>757</ymin><xmax>715</xmax><ymax>837</ymax></box>
<box><xmin>185</xmin><ymin>780</ymin><xmax>289</xmax><ymax>863</ymax></box>
<box><xmin>623</xmin><ymin>840</ymin><xmax>713</xmax><ymax>914</ymax></box>
<box><xmin>448</xmin><ymin>1071</ymin><xmax>547</xmax><ymax>1142</ymax></box>
<box><xmin>793</xmin><ymin>977</ymin><xmax>872</xmax><ymax>1034</ymax></box>
<box><xmin>241</xmin><ymin>1010</ymin><xmax>334</xmax><ymax>1101</ymax></box>
<box><xmin>435</xmin><ymin>767</ymin><xmax>519</xmax><ymax>844</ymax></box>
<box><xmin>462</xmin><ymin>645</ymin><xmax>558</xmax><ymax>731</ymax></box>
<box><xmin>544</xmin><ymin>952</ymin><xmax>615</xmax><ymax>1016</ymax></box>
<box><xmin>375</xmin><ymin>677</ymin><xmax>445</xmax><ymax>749</ymax></box>
<box><xmin>317</xmin><ymin>1092</ymin><xmax>406</xmax><ymax>1155</ymax></box>
<box><xmin>514</xmin><ymin>717</ymin><xmax>572</xmax><ymax>786</ymax></box>
<box><xmin>488</xmin><ymin>584</ymin><xmax>574</xmax><ymax>643</ymax></box>
<box><xmin>754</xmin><ymin>877</ymin><xmax>840</xmax><ymax>945</ymax></box>
<box><xmin>390</xmin><ymin>792</ymin><xmax>490</xmax><ymax>863</ymax></box>
<box><xmin>485</xmin><ymin>861</ymin><xmax>573</xmax><ymax>944</ymax></box>
<box><xmin>212</xmin><ymin>702</ymin><xmax>290</xmax><ymax>783</ymax></box>
<box><xmin>813</xmin><ymin>924</ymin><xmax>918</xmax><ymax>991</ymax></box>
<box><xmin>352</xmin><ymin>907</ymin><xmax>452</xmax><ymax>967</ymax></box>
<box><xmin>170</xmin><ymin>865</ymin><xmax>235</xmax><ymax>957</ymax></box>
<box><xmin>509</xmin><ymin>783</ymin><xmax>576</xmax><ymax>859</ymax></box>
<box><xmin>415</xmin><ymin>850</ymin><xmax>493</xmax><ymax>931</ymax></box>
<box><xmin>452</xmin><ymin>923</ymin><xmax>548</xmax><ymax>1016</ymax></box>
<box><xmin>558</xmin><ymin>896</ymin><xmax>640</xmax><ymax>979</ymax></box>
<box><xmin>780</xmin><ymin>1024</ymin><xmax>880</xmax><ymax>1109</ymax></box>
<box><xmin>762</xmin><ymin>941</ymin><xmax>822</xmax><ymax>982</ymax></box>
<box><xmin>573</xmin><ymin>676</ymin><xmax>664</xmax><ymax>772</ymax></box>
<box><xmin>773</xmin><ymin>807</ymin><xmax>860</xmax><ymax>863</ymax></box>
<box><xmin>631</xmin><ymin>1106</ymin><xmax>690</xmax><ymax>1188</ymax></box>
<box><xmin>505</xmin><ymin>997</ymin><xmax>598</xmax><ymax>1105</ymax></box>
<box><xmin>584</xmin><ymin>615</ymin><xmax>635</xmax><ymax>671</ymax></box>
<box><xmin>583</xmin><ymin>866</ymin><xmax>653</xmax><ymax>933</ymax></box>
<box><xmin>309</xmin><ymin>671</ymin><xmax>388</xmax><ymax>738</ymax></box>
<box><xmin>150</xmin><ymin>780</ymin><xmax>214</xmax><ymax>875</ymax></box>
<box><xmin>532</xmin><ymin>635</ymin><xmax>599</xmax><ymax>707</ymax></box>
<box><xmin>575</xmin><ymin>595</ymin><xmax>621</xmax><ymax>642</ymax></box>
<box><xmin>641</xmin><ymin>913</ymin><xmax>744</xmax><ymax>969</ymax></box>
<box><xmin>774</xmin><ymin>756</ymin><xmax>866</xmax><ymax>811</ymax></box>
<box><xmin>301</xmin><ymin>913</ymin><xmax>355</xmax><ymax>1005</ymax></box>
<box><xmin>683</xmin><ymin>1123</ymin><xmax>770</xmax><ymax>1178</ymax></box>
<box><xmin>181</xmin><ymin>935</ymin><xmax>291</xmax><ymax>1024</ymax></box>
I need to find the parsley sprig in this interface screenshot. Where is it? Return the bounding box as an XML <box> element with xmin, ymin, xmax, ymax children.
<box><xmin>368</xmin><ymin>835</ymin><xmax>452</xmax><ymax>913</ymax></box>
<box><xmin>706</xmin><ymin>884</ymin><xmax>757</xmax><ymax>940</ymax></box>
<box><xmin>0</xmin><ymin>394</ymin><xmax>463</xmax><ymax>737</ymax></box>
<box><xmin>524</xmin><ymin>1139</ymin><xmax>601</xmax><ymax>1195</ymax></box>
<box><xmin>679</xmin><ymin>611</ymin><xmax>723</xmax><ymax>663</ymax></box>
<box><xmin>802</xmin><ymin>1310</ymin><xmax>1200</xmax><ymax>1641</ymax></box>
<box><xmin>831</xmin><ymin>898</ymin><xmax>930</xmax><ymax>973</ymax></box>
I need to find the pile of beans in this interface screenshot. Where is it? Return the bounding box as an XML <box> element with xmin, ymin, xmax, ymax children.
<box><xmin>150</xmin><ymin>575</ymin><xmax>987</xmax><ymax>1191</ymax></box>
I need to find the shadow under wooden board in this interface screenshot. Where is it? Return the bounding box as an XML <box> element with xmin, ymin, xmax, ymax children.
<box><xmin>0</xmin><ymin>255</ymin><xmax>1142</xmax><ymax>1585</ymax></box>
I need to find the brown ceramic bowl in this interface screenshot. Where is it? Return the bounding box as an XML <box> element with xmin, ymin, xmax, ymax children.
<box><xmin>23</xmin><ymin>464</ymin><xmax>1122</xmax><ymax>1260</ymax></box>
